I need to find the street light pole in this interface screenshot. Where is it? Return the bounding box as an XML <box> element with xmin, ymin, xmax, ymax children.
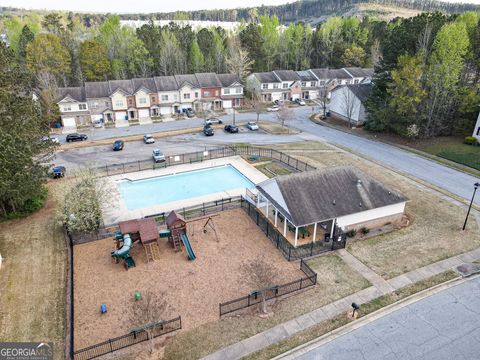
<box><xmin>463</xmin><ymin>182</ymin><xmax>480</xmax><ymax>231</ymax></box>
<box><xmin>233</xmin><ymin>104</ymin><xmax>236</xmax><ymax>125</ymax></box>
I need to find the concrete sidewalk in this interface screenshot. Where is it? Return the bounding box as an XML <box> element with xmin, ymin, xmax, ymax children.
<box><xmin>201</xmin><ymin>246</ymin><xmax>480</xmax><ymax>360</ymax></box>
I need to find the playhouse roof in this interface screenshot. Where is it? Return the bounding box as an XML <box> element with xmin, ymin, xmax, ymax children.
<box><xmin>119</xmin><ymin>218</ymin><xmax>159</xmax><ymax>244</ymax></box>
<box><xmin>166</xmin><ymin>211</ymin><xmax>186</xmax><ymax>227</ymax></box>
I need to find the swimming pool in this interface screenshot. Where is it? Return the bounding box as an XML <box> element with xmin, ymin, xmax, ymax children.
<box><xmin>116</xmin><ymin>165</ymin><xmax>255</xmax><ymax>210</ymax></box>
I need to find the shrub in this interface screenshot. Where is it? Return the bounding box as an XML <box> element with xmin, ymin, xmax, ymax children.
<box><xmin>346</xmin><ymin>229</ymin><xmax>357</xmax><ymax>238</ymax></box>
<box><xmin>3</xmin><ymin>187</ymin><xmax>48</xmax><ymax>219</ymax></box>
<box><xmin>360</xmin><ymin>227</ymin><xmax>370</xmax><ymax>235</ymax></box>
<box><xmin>464</xmin><ymin>136</ymin><xmax>478</xmax><ymax>146</ymax></box>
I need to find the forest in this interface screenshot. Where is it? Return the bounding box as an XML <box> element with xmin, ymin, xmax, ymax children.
<box><xmin>1</xmin><ymin>9</ymin><xmax>479</xmax><ymax>138</ymax></box>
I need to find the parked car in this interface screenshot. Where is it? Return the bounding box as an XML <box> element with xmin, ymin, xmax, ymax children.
<box><xmin>205</xmin><ymin>117</ymin><xmax>223</xmax><ymax>125</ymax></box>
<box><xmin>152</xmin><ymin>149</ymin><xmax>166</xmax><ymax>163</ymax></box>
<box><xmin>66</xmin><ymin>133</ymin><xmax>88</xmax><ymax>142</ymax></box>
<box><xmin>143</xmin><ymin>134</ymin><xmax>155</xmax><ymax>144</ymax></box>
<box><xmin>51</xmin><ymin>166</ymin><xmax>66</xmax><ymax>179</ymax></box>
<box><xmin>295</xmin><ymin>98</ymin><xmax>306</xmax><ymax>106</ymax></box>
<box><xmin>92</xmin><ymin>119</ymin><xmax>103</xmax><ymax>128</ymax></box>
<box><xmin>186</xmin><ymin>108</ymin><xmax>195</xmax><ymax>118</ymax></box>
<box><xmin>267</xmin><ymin>105</ymin><xmax>279</xmax><ymax>112</ymax></box>
<box><xmin>273</xmin><ymin>100</ymin><xmax>284</xmax><ymax>106</ymax></box>
<box><xmin>41</xmin><ymin>136</ymin><xmax>60</xmax><ymax>144</ymax></box>
<box><xmin>112</xmin><ymin>140</ymin><xmax>124</xmax><ymax>151</ymax></box>
<box><xmin>224</xmin><ymin>124</ymin><xmax>239</xmax><ymax>133</ymax></box>
<box><xmin>247</xmin><ymin>122</ymin><xmax>259</xmax><ymax>131</ymax></box>
<box><xmin>203</xmin><ymin>125</ymin><xmax>214</xmax><ymax>136</ymax></box>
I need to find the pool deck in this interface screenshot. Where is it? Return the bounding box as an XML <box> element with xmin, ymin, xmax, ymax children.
<box><xmin>102</xmin><ymin>156</ymin><xmax>268</xmax><ymax>225</ymax></box>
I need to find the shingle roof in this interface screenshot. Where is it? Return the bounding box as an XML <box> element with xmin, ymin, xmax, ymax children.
<box><xmin>345</xmin><ymin>83</ymin><xmax>373</xmax><ymax>103</ymax></box>
<box><xmin>175</xmin><ymin>74</ymin><xmax>200</xmax><ymax>88</ymax></box>
<box><xmin>153</xmin><ymin>76</ymin><xmax>178</xmax><ymax>91</ymax></box>
<box><xmin>310</xmin><ymin>68</ymin><xmax>352</xmax><ymax>80</ymax></box>
<box><xmin>343</xmin><ymin>67</ymin><xmax>374</xmax><ymax>78</ymax></box>
<box><xmin>85</xmin><ymin>81</ymin><xmax>110</xmax><ymax>98</ymax></box>
<box><xmin>56</xmin><ymin>87</ymin><xmax>85</xmax><ymax>102</ymax></box>
<box><xmin>109</xmin><ymin>80</ymin><xmax>134</xmax><ymax>95</ymax></box>
<box><xmin>273</xmin><ymin>70</ymin><xmax>301</xmax><ymax>81</ymax></box>
<box><xmin>195</xmin><ymin>72</ymin><xmax>222</xmax><ymax>88</ymax></box>
<box><xmin>132</xmin><ymin>77</ymin><xmax>156</xmax><ymax>93</ymax></box>
<box><xmin>296</xmin><ymin>70</ymin><xmax>317</xmax><ymax>82</ymax></box>
<box><xmin>217</xmin><ymin>73</ymin><xmax>242</xmax><ymax>87</ymax></box>
<box><xmin>253</xmin><ymin>72</ymin><xmax>281</xmax><ymax>83</ymax></box>
<box><xmin>257</xmin><ymin>166</ymin><xmax>407</xmax><ymax>226</ymax></box>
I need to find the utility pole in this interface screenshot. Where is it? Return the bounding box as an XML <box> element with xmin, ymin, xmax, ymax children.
<box><xmin>463</xmin><ymin>182</ymin><xmax>480</xmax><ymax>231</ymax></box>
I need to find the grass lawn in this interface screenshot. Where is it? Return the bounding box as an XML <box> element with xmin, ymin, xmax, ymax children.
<box><xmin>0</xmin><ymin>182</ymin><xmax>67</xmax><ymax>360</ymax></box>
<box><xmin>269</xmin><ymin>141</ymin><xmax>337</xmax><ymax>151</ymax></box>
<box><xmin>259</xmin><ymin>123</ymin><xmax>300</xmax><ymax>135</ymax></box>
<box><xmin>159</xmin><ymin>253</ymin><xmax>369</xmax><ymax>360</ymax></box>
<box><xmin>281</xmin><ymin>145</ymin><xmax>480</xmax><ymax>279</ymax></box>
<box><xmin>255</xmin><ymin>161</ymin><xmax>293</xmax><ymax>178</ymax></box>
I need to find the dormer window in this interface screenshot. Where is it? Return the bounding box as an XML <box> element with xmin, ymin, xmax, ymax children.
<box><xmin>262</xmin><ymin>84</ymin><xmax>268</xmax><ymax>90</ymax></box>
<box><xmin>139</xmin><ymin>98</ymin><xmax>147</xmax><ymax>104</ymax></box>
<box><xmin>273</xmin><ymin>83</ymin><xmax>279</xmax><ymax>89</ymax></box>
<box><xmin>224</xmin><ymin>88</ymin><xmax>230</xmax><ymax>95</ymax></box>
<box><xmin>235</xmin><ymin>87</ymin><xmax>242</xmax><ymax>94</ymax></box>
<box><xmin>63</xmin><ymin>105</ymin><xmax>71</xmax><ymax>111</ymax></box>
<box><xmin>79</xmin><ymin>104</ymin><xmax>87</xmax><ymax>110</ymax></box>
<box><xmin>282</xmin><ymin>83</ymin><xmax>288</xmax><ymax>89</ymax></box>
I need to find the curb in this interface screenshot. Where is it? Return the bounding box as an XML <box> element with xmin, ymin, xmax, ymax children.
<box><xmin>273</xmin><ymin>274</ymin><xmax>470</xmax><ymax>360</ymax></box>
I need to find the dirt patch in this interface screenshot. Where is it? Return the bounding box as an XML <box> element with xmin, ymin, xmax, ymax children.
<box><xmin>0</xmin><ymin>182</ymin><xmax>67</xmax><ymax>360</ymax></box>
<box><xmin>259</xmin><ymin>123</ymin><xmax>300</xmax><ymax>135</ymax></box>
<box><xmin>73</xmin><ymin>209</ymin><xmax>302</xmax><ymax>350</ymax></box>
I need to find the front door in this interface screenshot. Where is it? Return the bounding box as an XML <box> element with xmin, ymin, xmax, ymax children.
<box><xmin>129</xmin><ymin>110</ymin><xmax>135</xmax><ymax>119</ymax></box>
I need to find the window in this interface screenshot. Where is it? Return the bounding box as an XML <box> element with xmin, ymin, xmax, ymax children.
<box><xmin>161</xmin><ymin>95</ymin><xmax>169</xmax><ymax>101</ymax></box>
<box><xmin>301</xmin><ymin>82</ymin><xmax>306</xmax><ymax>87</ymax></box>
<box><xmin>204</xmin><ymin>90</ymin><xmax>211</xmax><ymax>97</ymax></box>
<box><xmin>354</xmin><ymin>79</ymin><xmax>359</xmax><ymax>84</ymax></box>
<box><xmin>92</xmin><ymin>102</ymin><xmax>99</xmax><ymax>109</ymax></box>
<box><xmin>184</xmin><ymin>93</ymin><xmax>190</xmax><ymax>100</ymax></box>
<box><xmin>63</xmin><ymin>105</ymin><xmax>71</xmax><ymax>111</ymax></box>
<box><xmin>195</xmin><ymin>92</ymin><xmax>199</xmax><ymax>98</ymax></box>
<box><xmin>282</xmin><ymin>83</ymin><xmax>288</xmax><ymax>89</ymax></box>
<box><xmin>128</xmin><ymin>99</ymin><xmax>133</xmax><ymax>106</ymax></box>
<box><xmin>273</xmin><ymin>83</ymin><xmax>279</xmax><ymax>89</ymax></box>
<box><xmin>224</xmin><ymin>88</ymin><xmax>230</xmax><ymax>95</ymax></box>
<box><xmin>215</xmin><ymin>90</ymin><xmax>219</xmax><ymax>96</ymax></box>
<box><xmin>79</xmin><ymin>104</ymin><xmax>87</xmax><ymax>110</ymax></box>
<box><xmin>139</xmin><ymin>98</ymin><xmax>147</xmax><ymax>104</ymax></box>
<box><xmin>151</xmin><ymin>96</ymin><xmax>156</xmax><ymax>103</ymax></box>
<box><xmin>320</xmin><ymin>81</ymin><xmax>325</xmax><ymax>86</ymax></box>
<box><xmin>105</xmin><ymin>101</ymin><xmax>109</xmax><ymax>107</ymax></box>
<box><xmin>346</xmin><ymin>80</ymin><xmax>352</xmax><ymax>85</ymax></box>
<box><xmin>310</xmin><ymin>82</ymin><xmax>316</xmax><ymax>87</ymax></box>
<box><xmin>262</xmin><ymin>84</ymin><xmax>268</xmax><ymax>90</ymax></box>
<box><xmin>115</xmin><ymin>100</ymin><xmax>123</xmax><ymax>107</ymax></box>
<box><xmin>174</xmin><ymin>94</ymin><xmax>178</xmax><ymax>100</ymax></box>
<box><xmin>235</xmin><ymin>87</ymin><xmax>242</xmax><ymax>94</ymax></box>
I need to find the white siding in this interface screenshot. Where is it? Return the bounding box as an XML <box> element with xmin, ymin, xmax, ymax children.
<box><xmin>473</xmin><ymin>113</ymin><xmax>480</xmax><ymax>140</ymax></box>
<box><xmin>336</xmin><ymin>202</ymin><xmax>406</xmax><ymax>228</ymax></box>
<box><xmin>111</xmin><ymin>92</ymin><xmax>127</xmax><ymax>110</ymax></box>
<box><xmin>135</xmin><ymin>90</ymin><xmax>151</xmax><ymax>108</ymax></box>
<box><xmin>329</xmin><ymin>87</ymin><xmax>363</xmax><ymax>123</ymax></box>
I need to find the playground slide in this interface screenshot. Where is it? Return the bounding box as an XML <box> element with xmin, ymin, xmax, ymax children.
<box><xmin>112</xmin><ymin>234</ymin><xmax>133</xmax><ymax>258</ymax></box>
<box><xmin>180</xmin><ymin>234</ymin><xmax>196</xmax><ymax>261</ymax></box>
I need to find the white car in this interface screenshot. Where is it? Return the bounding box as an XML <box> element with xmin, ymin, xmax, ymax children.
<box><xmin>205</xmin><ymin>117</ymin><xmax>223</xmax><ymax>125</ymax></box>
<box><xmin>143</xmin><ymin>134</ymin><xmax>155</xmax><ymax>144</ymax></box>
<box><xmin>267</xmin><ymin>106</ymin><xmax>279</xmax><ymax>112</ymax></box>
<box><xmin>295</xmin><ymin>98</ymin><xmax>306</xmax><ymax>106</ymax></box>
<box><xmin>152</xmin><ymin>149</ymin><xmax>165</xmax><ymax>163</ymax></box>
<box><xmin>42</xmin><ymin>136</ymin><xmax>60</xmax><ymax>144</ymax></box>
<box><xmin>247</xmin><ymin>122</ymin><xmax>259</xmax><ymax>131</ymax></box>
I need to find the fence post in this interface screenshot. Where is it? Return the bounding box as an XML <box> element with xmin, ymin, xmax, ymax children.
<box><xmin>296</xmin><ymin>159</ymin><xmax>298</xmax><ymax>170</ymax></box>
<box><xmin>202</xmin><ymin>202</ymin><xmax>205</xmax><ymax>215</ymax></box>
<box><xmin>288</xmin><ymin>247</ymin><xmax>291</xmax><ymax>261</ymax></box>
<box><xmin>109</xmin><ymin>339</ymin><xmax>113</xmax><ymax>353</ymax></box>
<box><xmin>300</xmin><ymin>278</ymin><xmax>303</xmax><ymax>289</ymax></box>
<box><xmin>138</xmin><ymin>160</ymin><xmax>140</xmax><ymax>171</ymax></box>
<box><xmin>122</xmin><ymin>163</ymin><xmax>125</xmax><ymax>173</ymax></box>
<box><xmin>256</xmin><ymin>211</ymin><xmax>259</xmax><ymax>225</ymax></box>
<box><xmin>248</xmin><ymin>294</ymin><xmax>250</xmax><ymax>307</ymax></box>
<box><xmin>310</xmin><ymin>241</ymin><xmax>314</xmax><ymax>256</ymax></box>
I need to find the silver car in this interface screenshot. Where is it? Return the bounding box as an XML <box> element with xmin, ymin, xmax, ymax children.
<box><xmin>152</xmin><ymin>149</ymin><xmax>165</xmax><ymax>163</ymax></box>
<box><xmin>247</xmin><ymin>121</ymin><xmax>259</xmax><ymax>130</ymax></box>
<box><xmin>143</xmin><ymin>134</ymin><xmax>155</xmax><ymax>144</ymax></box>
<box><xmin>205</xmin><ymin>117</ymin><xmax>223</xmax><ymax>125</ymax></box>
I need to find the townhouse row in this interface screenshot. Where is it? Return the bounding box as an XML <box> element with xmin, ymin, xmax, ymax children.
<box><xmin>246</xmin><ymin>67</ymin><xmax>373</xmax><ymax>102</ymax></box>
<box><xmin>56</xmin><ymin>73</ymin><xmax>244</xmax><ymax>129</ymax></box>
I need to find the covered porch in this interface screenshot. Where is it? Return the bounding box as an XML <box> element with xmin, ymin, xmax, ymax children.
<box><xmin>256</xmin><ymin>192</ymin><xmax>336</xmax><ymax>248</ymax></box>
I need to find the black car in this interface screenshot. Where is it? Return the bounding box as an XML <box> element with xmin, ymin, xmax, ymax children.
<box><xmin>112</xmin><ymin>140</ymin><xmax>124</xmax><ymax>151</ymax></box>
<box><xmin>224</xmin><ymin>124</ymin><xmax>239</xmax><ymax>133</ymax></box>
<box><xmin>203</xmin><ymin>125</ymin><xmax>214</xmax><ymax>136</ymax></box>
<box><xmin>66</xmin><ymin>133</ymin><xmax>88</xmax><ymax>142</ymax></box>
<box><xmin>186</xmin><ymin>108</ymin><xmax>195</xmax><ymax>118</ymax></box>
<box><xmin>51</xmin><ymin>166</ymin><xmax>66</xmax><ymax>179</ymax></box>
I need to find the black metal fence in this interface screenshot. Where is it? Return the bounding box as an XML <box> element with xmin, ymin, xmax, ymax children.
<box><xmin>240</xmin><ymin>198</ymin><xmax>336</xmax><ymax>261</ymax></box>
<box><xmin>72</xmin><ymin>316</ymin><xmax>182</xmax><ymax>360</ymax></box>
<box><xmin>94</xmin><ymin>145</ymin><xmax>315</xmax><ymax>177</ymax></box>
<box><xmin>219</xmin><ymin>259</ymin><xmax>317</xmax><ymax>316</ymax></box>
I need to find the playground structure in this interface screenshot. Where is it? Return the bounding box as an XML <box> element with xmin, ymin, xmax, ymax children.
<box><xmin>165</xmin><ymin>211</ymin><xmax>196</xmax><ymax>261</ymax></box>
<box><xmin>111</xmin><ymin>233</ymin><xmax>136</xmax><ymax>270</ymax></box>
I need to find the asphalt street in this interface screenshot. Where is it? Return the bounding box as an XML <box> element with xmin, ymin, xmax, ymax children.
<box><xmin>291</xmin><ymin>276</ymin><xmax>480</xmax><ymax>360</ymax></box>
<box><xmin>52</xmin><ymin>106</ymin><xmax>480</xmax><ymax>205</ymax></box>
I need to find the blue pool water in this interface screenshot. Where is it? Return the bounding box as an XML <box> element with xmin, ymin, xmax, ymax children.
<box><xmin>117</xmin><ymin>165</ymin><xmax>254</xmax><ymax>210</ymax></box>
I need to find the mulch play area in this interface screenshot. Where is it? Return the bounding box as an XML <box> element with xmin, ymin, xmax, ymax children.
<box><xmin>73</xmin><ymin>208</ymin><xmax>303</xmax><ymax>350</ymax></box>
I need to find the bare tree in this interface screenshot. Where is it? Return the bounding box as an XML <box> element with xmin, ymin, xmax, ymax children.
<box><xmin>226</xmin><ymin>47</ymin><xmax>254</xmax><ymax>81</ymax></box>
<box><xmin>317</xmin><ymin>85</ymin><xmax>329</xmax><ymax>118</ymax></box>
<box><xmin>276</xmin><ymin>103</ymin><xmax>294</xmax><ymax>129</ymax></box>
<box><xmin>246</xmin><ymin>90</ymin><xmax>264</xmax><ymax>123</ymax></box>
<box><xmin>340</xmin><ymin>86</ymin><xmax>357</xmax><ymax>128</ymax></box>
<box><xmin>129</xmin><ymin>290</ymin><xmax>171</xmax><ymax>354</ymax></box>
<box><xmin>241</xmin><ymin>256</ymin><xmax>279</xmax><ymax>314</ymax></box>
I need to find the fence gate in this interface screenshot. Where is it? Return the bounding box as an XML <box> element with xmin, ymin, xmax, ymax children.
<box><xmin>331</xmin><ymin>231</ymin><xmax>347</xmax><ymax>250</ymax></box>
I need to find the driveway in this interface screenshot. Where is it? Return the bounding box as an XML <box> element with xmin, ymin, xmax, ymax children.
<box><xmin>287</xmin><ymin>276</ymin><xmax>480</xmax><ymax>360</ymax></box>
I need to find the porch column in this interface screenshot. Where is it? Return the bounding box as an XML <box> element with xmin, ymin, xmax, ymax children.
<box><xmin>313</xmin><ymin>223</ymin><xmax>317</xmax><ymax>243</ymax></box>
<box><xmin>294</xmin><ymin>226</ymin><xmax>299</xmax><ymax>247</ymax></box>
<box><xmin>257</xmin><ymin>193</ymin><xmax>262</xmax><ymax>208</ymax></box>
<box><xmin>283</xmin><ymin>217</ymin><xmax>287</xmax><ymax>237</ymax></box>
<box><xmin>330</xmin><ymin>219</ymin><xmax>336</xmax><ymax>238</ymax></box>
<box><xmin>274</xmin><ymin>207</ymin><xmax>278</xmax><ymax>227</ymax></box>
<box><xmin>266</xmin><ymin>199</ymin><xmax>269</xmax><ymax>219</ymax></box>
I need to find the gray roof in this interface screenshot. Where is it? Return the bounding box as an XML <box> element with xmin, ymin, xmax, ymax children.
<box><xmin>109</xmin><ymin>80</ymin><xmax>134</xmax><ymax>95</ymax></box>
<box><xmin>56</xmin><ymin>87</ymin><xmax>85</xmax><ymax>102</ymax></box>
<box><xmin>253</xmin><ymin>72</ymin><xmax>281</xmax><ymax>83</ymax></box>
<box><xmin>175</xmin><ymin>74</ymin><xmax>200</xmax><ymax>88</ymax></box>
<box><xmin>217</xmin><ymin>73</ymin><xmax>242</xmax><ymax>87</ymax></box>
<box><xmin>343</xmin><ymin>67</ymin><xmax>374</xmax><ymax>78</ymax></box>
<box><xmin>153</xmin><ymin>76</ymin><xmax>178</xmax><ymax>91</ymax></box>
<box><xmin>343</xmin><ymin>83</ymin><xmax>373</xmax><ymax>103</ymax></box>
<box><xmin>131</xmin><ymin>77</ymin><xmax>156</xmax><ymax>93</ymax></box>
<box><xmin>85</xmin><ymin>81</ymin><xmax>110</xmax><ymax>99</ymax></box>
<box><xmin>195</xmin><ymin>72</ymin><xmax>222</xmax><ymax>88</ymax></box>
<box><xmin>310</xmin><ymin>68</ymin><xmax>351</xmax><ymax>80</ymax></box>
<box><xmin>273</xmin><ymin>70</ymin><xmax>301</xmax><ymax>82</ymax></box>
<box><xmin>257</xmin><ymin>166</ymin><xmax>407</xmax><ymax>226</ymax></box>
<box><xmin>296</xmin><ymin>70</ymin><xmax>317</xmax><ymax>82</ymax></box>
